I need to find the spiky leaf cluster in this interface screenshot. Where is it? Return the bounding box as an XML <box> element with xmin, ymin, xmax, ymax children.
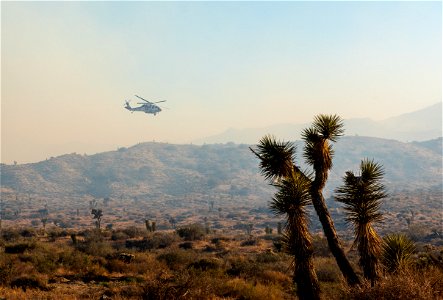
<box><xmin>302</xmin><ymin>114</ymin><xmax>344</xmax><ymax>173</ymax></box>
<box><xmin>251</xmin><ymin>135</ymin><xmax>295</xmax><ymax>181</ymax></box>
<box><xmin>271</xmin><ymin>173</ymin><xmax>312</xmax><ymax>259</ymax></box>
<box><xmin>335</xmin><ymin>159</ymin><xmax>386</xmax><ymax>226</ymax></box>
<box><xmin>381</xmin><ymin>233</ymin><xmax>416</xmax><ymax>273</ymax></box>
<box><xmin>312</xmin><ymin>114</ymin><xmax>345</xmax><ymax>142</ymax></box>
<box><xmin>335</xmin><ymin>159</ymin><xmax>387</xmax><ymax>283</ymax></box>
<box><xmin>270</xmin><ymin>172</ymin><xmax>311</xmax><ymax>217</ymax></box>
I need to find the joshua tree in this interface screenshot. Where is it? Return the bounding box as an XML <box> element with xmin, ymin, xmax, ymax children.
<box><xmin>145</xmin><ymin>220</ymin><xmax>156</xmax><ymax>232</ymax></box>
<box><xmin>270</xmin><ymin>165</ymin><xmax>320</xmax><ymax>299</ymax></box>
<box><xmin>251</xmin><ymin>115</ymin><xmax>360</xmax><ymax>286</ymax></box>
<box><xmin>91</xmin><ymin>208</ymin><xmax>103</xmax><ymax>229</ymax></box>
<box><xmin>335</xmin><ymin>159</ymin><xmax>387</xmax><ymax>285</ymax></box>
<box><xmin>169</xmin><ymin>217</ymin><xmax>177</xmax><ymax>229</ymax></box>
<box><xmin>246</xmin><ymin>223</ymin><xmax>254</xmax><ymax>236</ymax></box>
<box><xmin>38</xmin><ymin>207</ymin><xmax>49</xmax><ymax>232</ymax></box>
<box><xmin>302</xmin><ymin>115</ymin><xmax>360</xmax><ymax>285</ymax></box>
<box><xmin>145</xmin><ymin>219</ymin><xmax>152</xmax><ymax>232</ymax></box>
<box><xmin>89</xmin><ymin>199</ymin><xmax>97</xmax><ymax>209</ymax></box>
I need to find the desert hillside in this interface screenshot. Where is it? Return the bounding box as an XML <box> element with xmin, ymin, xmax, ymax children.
<box><xmin>1</xmin><ymin>136</ymin><xmax>441</xmax><ymax>200</ymax></box>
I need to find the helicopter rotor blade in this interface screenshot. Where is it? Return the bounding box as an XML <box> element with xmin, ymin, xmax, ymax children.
<box><xmin>153</xmin><ymin>100</ymin><xmax>166</xmax><ymax>103</ymax></box>
<box><xmin>134</xmin><ymin>95</ymin><xmax>150</xmax><ymax>103</ymax></box>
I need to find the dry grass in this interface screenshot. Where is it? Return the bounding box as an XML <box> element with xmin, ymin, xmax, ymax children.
<box><xmin>345</xmin><ymin>267</ymin><xmax>443</xmax><ymax>300</ymax></box>
<box><xmin>1</xmin><ymin>226</ymin><xmax>442</xmax><ymax>300</ymax></box>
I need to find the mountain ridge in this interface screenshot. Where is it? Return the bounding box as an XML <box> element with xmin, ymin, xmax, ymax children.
<box><xmin>193</xmin><ymin>102</ymin><xmax>442</xmax><ymax>144</ymax></box>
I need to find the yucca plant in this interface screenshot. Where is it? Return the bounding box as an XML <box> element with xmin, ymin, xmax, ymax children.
<box><xmin>335</xmin><ymin>159</ymin><xmax>387</xmax><ymax>285</ymax></box>
<box><xmin>253</xmin><ymin>136</ymin><xmax>320</xmax><ymax>300</ymax></box>
<box><xmin>381</xmin><ymin>233</ymin><xmax>416</xmax><ymax>273</ymax></box>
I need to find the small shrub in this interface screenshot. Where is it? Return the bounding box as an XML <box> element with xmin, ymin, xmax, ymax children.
<box><xmin>240</xmin><ymin>238</ymin><xmax>259</xmax><ymax>247</ymax></box>
<box><xmin>126</xmin><ymin>232</ymin><xmax>179</xmax><ymax>251</ymax></box>
<box><xmin>57</xmin><ymin>249</ymin><xmax>92</xmax><ymax>273</ymax></box>
<box><xmin>2</xmin><ymin>228</ymin><xmax>21</xmax><ymax>241</ymax></box>
<box><xmin>105</xmin><ymin>258</ymin><xmax>127</xmax><ymax>273</ymax></box>
<box><xmin>122</xmin><ymin>226</ymin><xmax>144</xmax><ymax>238</ymax></box>
<box><xmin>75</xmin><ymin>231</ymin><xmax>114</xmax><ymax>257</ymax></box>
<box><xmin>221</xmin><ymin>278</ymin><xmax>286</xmax><ymax>300</ymax></box>
<box><xmin>313</xmin><ymin>234</ymin><xmax>331</xmax><ymax>257</ymax></box>
<box><xmin>188</xmin><ymin>258</ymin><xmax>221</xmax><ymax>271</ymax></box>
<box><xmin>179</xmin><ymin>242</ymin><xmax>193</xmax><ymax>249</ymax></box>
<box><xmin>258</xmin><ymin>270</ymin><xmax>291</xmax><ymax>285</ymax></box>
<box><xmin>211</xmin><ymin>236</ymin><xmax>230</xmax><ymax>244</ymax></box>
<box><xmin>315</xmin><ymin>257</ymin><xmax>342</xmax><ymax>283</ymax></box>
<box><xmin>111</xmin><ymin>230</ymin><xmax>129</xmax><ymax>241</ymax></box>
<box><xmin>382</xmin><ymin>233</ymin><xmax>416</xmax><ymax>273</ymax></box>
<box><xmin>227</xmin><ymin>256</ymin><xmax>262</xmax><ymax>278</ymax></box>
<box><xmin>10</xmin><ymin>275</ymin><xmax>49</xmax><ymax>291</ymax></box>
<box><xmin>5</xmin><ymin>242</ymin><xmax>36</xmax><ymax>254</ymax></box>
<box><xmin>20</xmin><ymin>228</ymin><xmax>37</xmax><ymax>238</ymax></box>
<box><xmin>256</xmin><ymin>251</ymin><xmax>280</xmax><ymax>263</ymax></box>
<box><xmin>46</xmin><ymin>228</ymin><xmax>70</xmax><ymax>241</ymax></box>
<box><xmin>157</xmin><ymin>250</ymin><xmax>195</xmax><ymax>271</ymax></box>
<box><xmin>176</xmin><ymin>223</ymin><xmax>206</xmax><ymax>241</ymax></box>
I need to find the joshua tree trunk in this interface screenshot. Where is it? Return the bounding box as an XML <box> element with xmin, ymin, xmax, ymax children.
<box><xmin>295</xmin><ymin>258</ymin><xmax>321</xmax><ymax>300</ymax></box>
<box><xmin>306</xmin><ymin>136</ymin><xmax>360</xmax><ymax>286</ymax></box>
<box><xmin>289</xmin><ymin>215</ymin><xmax>321</xmax><ymax>300</ymax></box>
<box><xmin>311</xmin><ymin>183</ymin><xmax>360</xmax><ymax>286</ymax></box>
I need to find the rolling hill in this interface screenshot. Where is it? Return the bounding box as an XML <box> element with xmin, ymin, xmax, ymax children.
<box><xmin>1</xmin><ymin>136</ymin><xmax>441</xmax><ymax>202</ymax></box>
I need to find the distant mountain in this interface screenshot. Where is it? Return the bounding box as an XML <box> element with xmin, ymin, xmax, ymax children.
<box><xmin>1</xmin><ymin>137</ymin><xmax>441</xmax><ymax>201</ymax></box>
<box><xmin>194</xmin><ymin>102</ymin><xmax>442</xmax><ymax>144</ymax></box>
<box><xmin>412</xmin><ymin>137</ymin><xmax>443</xmax><ymax>155</ymax></box>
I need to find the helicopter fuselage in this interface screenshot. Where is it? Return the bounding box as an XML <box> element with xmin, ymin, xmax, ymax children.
<box><xmin>125</xmin><ymin>102</ymin><xmax>161</xmax><ymax>115</ymax></box>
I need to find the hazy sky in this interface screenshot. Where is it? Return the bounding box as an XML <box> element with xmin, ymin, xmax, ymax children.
<box><xmin>2</xmin><ymin>1</ymin><xmax>441</xmax><ymax>164</ymax></box>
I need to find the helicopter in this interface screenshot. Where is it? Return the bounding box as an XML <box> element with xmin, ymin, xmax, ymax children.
<box><xmin>124</xmin><ymin>95</ymin><xmax>166</xmax><ymax>115</ymax></box>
